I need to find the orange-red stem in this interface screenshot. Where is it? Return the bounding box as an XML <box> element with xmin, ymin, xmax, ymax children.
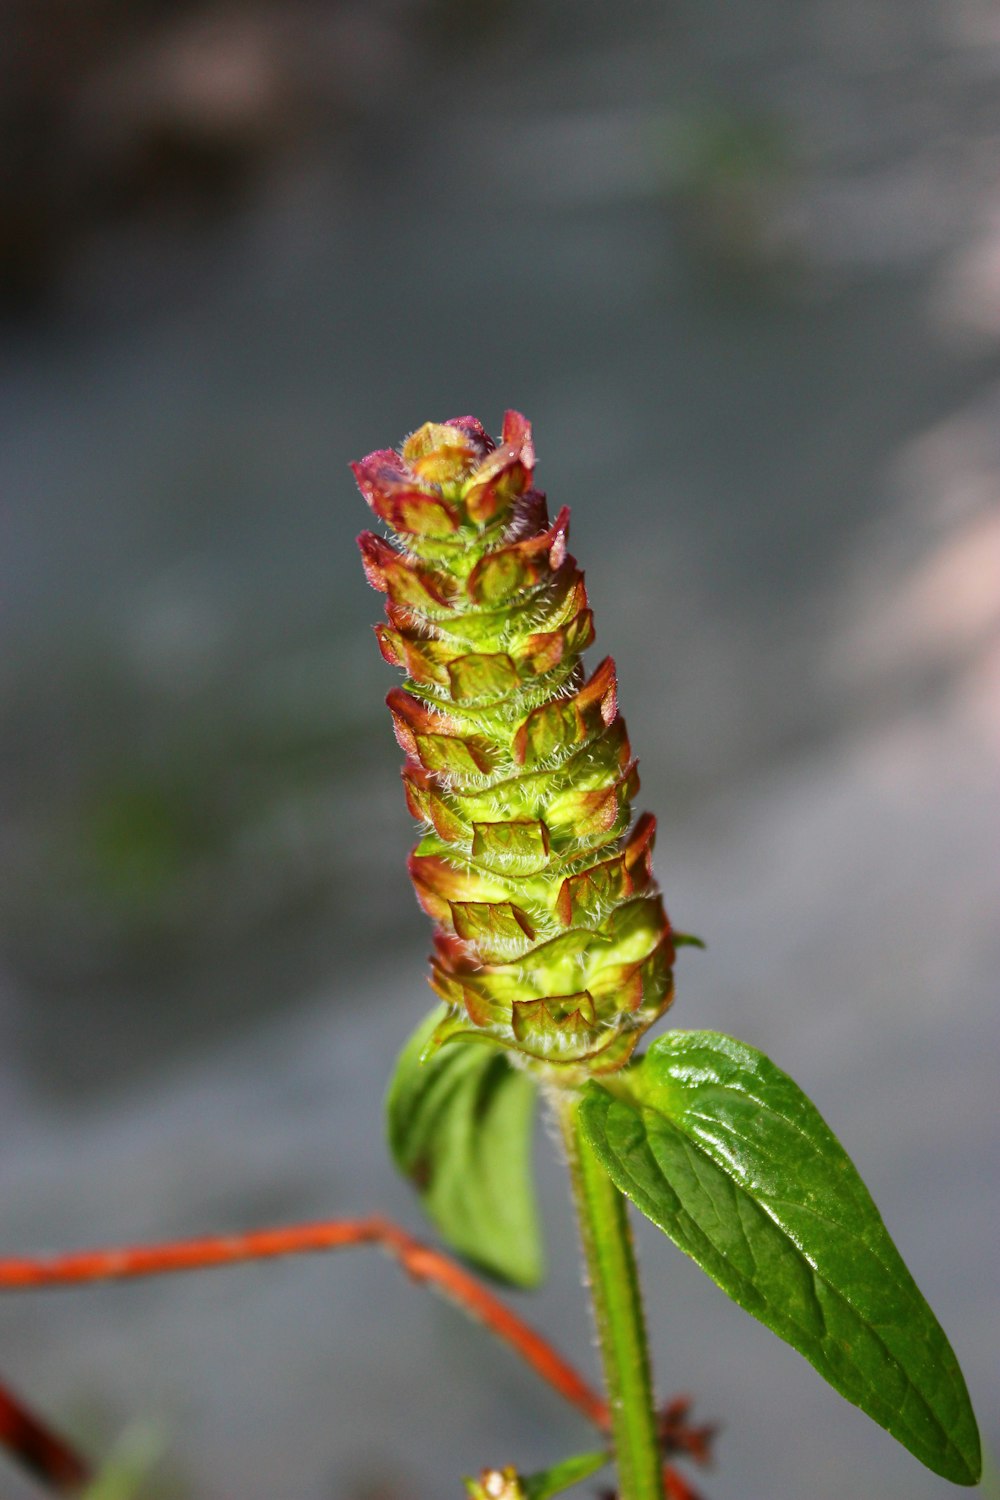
<box><xmin>0</xmin><ymin>1216</ymin><xmax>608</xmax><ymax>1431</ymax></box>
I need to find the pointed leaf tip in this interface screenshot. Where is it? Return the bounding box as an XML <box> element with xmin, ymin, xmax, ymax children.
<box><xmin>579</xmin><ymin>1031</ymin><xmax>982</xmax><ymax>1485</ymax></box>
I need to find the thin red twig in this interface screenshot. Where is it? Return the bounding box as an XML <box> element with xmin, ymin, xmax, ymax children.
<box><xmin>1</xmin><ymin>1218</ymin><xmax>717</xmax><ymax>1498</ymax></box>
<box><xmin>0</xmin><ymin>1215</ymin><xmax>608</xmax><ymax>1431</ymax></box>
<box><xmin>0</xmin><ymin>1379</ymin><xmax>92</xmax><ymax>1493</ymax></box>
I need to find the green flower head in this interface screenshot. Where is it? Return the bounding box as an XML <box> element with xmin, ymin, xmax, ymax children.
<box><xmin>355</xmin><ymin>413</ymin><xmax>675</xmax><ymax>1081</ymax></box>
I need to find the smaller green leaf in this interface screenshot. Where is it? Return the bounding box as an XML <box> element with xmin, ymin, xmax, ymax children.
<box><xmin>463</xmin><ymin>1452</ymin><xmax>608</xmax><ymax>1500</ymax></box>
<box><xmin>386</xmin><ymin>1006</ymin><xmax>543</xmax><ymax>1287</ymax></box>
<box><xmin>580</xmin><ymin>1031</ymin><xmax>981</xmax><ymax>1486</ymax></box>
<box><xmin>522</xmin><ymin>1450</ymin><xmax>610</xmax><ymax>1500</ymax></box>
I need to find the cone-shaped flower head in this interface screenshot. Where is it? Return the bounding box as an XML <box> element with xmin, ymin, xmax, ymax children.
<box><xmin>354</xmin><ymin>413</ymin><xmax>674</xmax><ymax>1080</ymax></box>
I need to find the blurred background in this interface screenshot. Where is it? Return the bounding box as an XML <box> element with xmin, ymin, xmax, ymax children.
<box><xmin>1</xmin><ymin>1</ymin><xmax>998</xmax><ymax>1497</ymax></box>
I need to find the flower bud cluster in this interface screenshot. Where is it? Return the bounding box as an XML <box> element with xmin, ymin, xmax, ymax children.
<box><xmin>355</xmin><ymin>413</ymin><xmax>674</xmax><ymax>1079</ymax></box>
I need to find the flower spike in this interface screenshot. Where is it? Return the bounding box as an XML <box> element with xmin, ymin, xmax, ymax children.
<box><xmin>355</xmin><ymin>412</ymin><xmax>675</xmax><ymax>1080</ymax></box>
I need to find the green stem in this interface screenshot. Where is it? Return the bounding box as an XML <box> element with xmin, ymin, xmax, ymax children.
<box><xmin>555</xmin><ymin>1090</ymin><xmax>662</xmax><ymax>1500</ymax></box>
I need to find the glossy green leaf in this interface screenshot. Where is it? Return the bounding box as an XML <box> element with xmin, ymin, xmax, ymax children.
<box><xmin>580</xmin><ymin>1031</ymin><xmax>981</xmax><ymax>1485</ymax></box>
<box><xmin>386</xmin><ymin>1006</ymin><xmax>543</xmax><ymax>1287</ymax></box>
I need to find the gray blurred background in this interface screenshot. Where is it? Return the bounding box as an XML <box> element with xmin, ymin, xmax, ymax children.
<box><xmin>1</xmin><ymin>2</ymin><xmax>998</xmax><ymax>1497</ymax></box>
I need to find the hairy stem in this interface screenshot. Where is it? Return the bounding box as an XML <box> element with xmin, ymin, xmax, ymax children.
<box><xmin>557</xmin><ymin>1090</ymin><xmax>663</xmax><ymax>1500</ymax></box>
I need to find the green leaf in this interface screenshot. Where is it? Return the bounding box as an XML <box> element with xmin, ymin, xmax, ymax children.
<box><xmin>580</xmin><ymin>1031</ymin><xmax>981</xmax><ymax>1486</ymax></box>
<box><xmin>386</xmin><ymin>1006</ymin><xmax>543</xmax><ymax>1287</ymax></box>
<box><xmin>463</xmin><ymin>1452</ymin><xmax>608</xmax><ymax>1500</ymax></box>
<box><xmin>522</xmin><ymin>1449</ymin><xmax>610</xmax><ymax>1500</ymax></box>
